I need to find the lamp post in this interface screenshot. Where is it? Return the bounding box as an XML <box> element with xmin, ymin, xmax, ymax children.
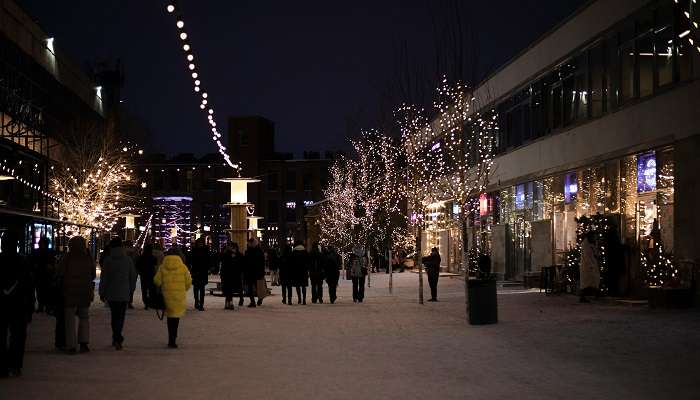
<box><xmin>218</xmin><ymin>178</ymin><xmax>260</xmax><ymax>251</ymax></box>
<box><xmin>120</xmin><ymin>213</ymin><xmax>140</xmax><ymax>241</ymax></box>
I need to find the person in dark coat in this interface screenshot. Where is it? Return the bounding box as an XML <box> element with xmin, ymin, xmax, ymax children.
<box><xmin>279</xmin><ymin>245</ymin><xmax>293</xmax><ymax>305</ymax></box>
<box><xmin>220</xmin><ymin>242</ymin><xmax>244</xmax><ymax>310</ymax></box>
<box><xmin>99</xmin><ymin>238</ymin><xmax>137</xmax><ymax>351</ymax></box>
<box><xmin>423</xmin><ymin>247</ymin><xmax>441</xmax><ymax>302</ymax></box>
<box><xmin>289</xmin><ymin>241</ymin><xmax>310</xmax><ymax>305</ymax></box>
<box><xmin>56</xmin><ymin>236</ymin><xmax>96</xmax><ymax>354</ymax></box>
<box><xmin>324</xmin><ymin>246</ymin><xmax>341</xmax><ymax>304</ymax></box>
<box><xmin>267</xmin><ymin>247</ymin><xmax>280</xmax><ymax>286</ymax></box>
<box><xmin>32</xmin><ymin>237</ymin><xmax>55</xmax><ymax>313</ymax></box>
<box><xmin>309</xmin><ymin>243</ymin><xmax>325</xmax><ymax>304</ymax></box>
<box><xmin>243</xmin><ymin>238</ymin><xmax>265</xmax><ymax>307</ymax></box>
<box><xmin>0</xmin><ymin>232</ymin><xmax>35</xmax><ymax>378</ymax></box>
<box><xmin>189</xmin><ymin>238</ymin><xmax>211</xmax><ymax>311</ymax></box>
<box><xmin>136</xmin><ymin>243</ymin><xmax>157</xmax><ymax>309</ymax></box>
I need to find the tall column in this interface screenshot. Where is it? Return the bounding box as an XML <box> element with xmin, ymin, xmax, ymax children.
<box><xmin>218</xmin><ymin>178</ymin><xmax>260</xmax><ymax>251</ymax></box>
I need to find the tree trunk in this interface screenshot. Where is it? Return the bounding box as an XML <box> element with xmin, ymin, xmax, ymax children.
<box><xmin>389</xmin><ymin>248</ymin><xmax>393</xmax><ymax>294</ymax></box>
<box><xmin>416</xmin><ymin>222</ymin><xmax>424</xmax><ymax>305</ymax></box>
<box><xmin>461</xmin><ymin>213</ymin><xmax>470</xmax><ymax>321</ymax></box>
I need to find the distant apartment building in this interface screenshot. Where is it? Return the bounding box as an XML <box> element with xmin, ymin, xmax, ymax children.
<box><xmin>229</xmin><ymin>116</ymin><xmax>342</xmax><ymax>247</ymax></box>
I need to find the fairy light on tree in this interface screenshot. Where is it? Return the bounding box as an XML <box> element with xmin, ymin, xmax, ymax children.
<box><xmin>50</xmin><ymin>138</ymin><xmax>140</xmax><ymax>233</ymax></box>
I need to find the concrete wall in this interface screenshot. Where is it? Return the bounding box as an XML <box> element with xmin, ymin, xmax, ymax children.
<box><xmin>674</xmin><ymin>135</ymin><xmax>700</xmax><ymax>305</ymax></box>
<box><xmin>491</xmin><ymin>225</ymin><xmax>507</xmax><ymax>276</ymax></box>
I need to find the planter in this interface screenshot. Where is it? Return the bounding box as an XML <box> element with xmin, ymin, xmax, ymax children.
<box><xmin>648</xmin><ymin>287</ymin><xmax>694</xmax><ymax>309</ymax></box>
<box><xmin>467</xmin><ymin>279</ymin><xmax>498</xmax><ymax>325</ymax></box>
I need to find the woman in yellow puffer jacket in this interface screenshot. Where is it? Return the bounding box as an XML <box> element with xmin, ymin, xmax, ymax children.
<box><xmin>154</xmin><ymin>250</ymin><xmax>192</xmax><ymax>348</ymax></box>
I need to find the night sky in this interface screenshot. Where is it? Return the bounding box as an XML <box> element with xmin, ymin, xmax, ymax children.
<box><xmin>19</xmin><ymin>0</ymin><xmax>586</xmax><ymax>157</ymax></box>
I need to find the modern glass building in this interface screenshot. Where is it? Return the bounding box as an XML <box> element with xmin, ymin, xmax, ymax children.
<box><xmin>411</xmin><ymin>0</ymin><xmax>700</xmax><ymax>298</ymax></box>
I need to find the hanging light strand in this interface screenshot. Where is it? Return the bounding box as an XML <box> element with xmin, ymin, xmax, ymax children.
<box><xmin>165</xmin><ymin>2</ymin><xmax>241</xmax><ymax>174</ymax></box>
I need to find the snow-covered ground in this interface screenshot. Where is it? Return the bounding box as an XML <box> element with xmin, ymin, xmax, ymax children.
<box><xmin>2</xmin><ymin>272</ymin><xmax>699</xmax><ymax>400</ymax></box>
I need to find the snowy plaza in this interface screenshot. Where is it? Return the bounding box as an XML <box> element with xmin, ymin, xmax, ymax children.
<box><xmin>2</xmin><ymin>273</ymin><xmax>699</xmax><ymax>400</ymax></box>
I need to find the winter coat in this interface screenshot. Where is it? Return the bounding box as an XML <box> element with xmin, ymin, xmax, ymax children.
<box><xmin>580</xmin><ymin>240</ymin><xmax>600</xmax><ymax>290</ymax></box>
<box><xmin>152</xmin><ymin>248</ymin><xmax>165</xmax><ymax>266</ymax></box>
<box><xmin>278</xmin><ymin>247</ymin><xmax>293</xmax><ymax>286</ymax></box>
<box><xmin>220</xmin><ymin>249</ymin><xmax>243</xmax><ymax>296</ymax></box>
<box><xmin>154</xmin><ymin>255</ymin><xmax>192</xmax><ymax>318</ymax></box>
<box><xmin>136</xmin><ymin>252</ymin><xmax>157</xmax><ymax>285</ymax></box>
<box><xmin>0</xmin><ymin>252</ymin><xmax>35</xmax><ymax>321</ymax></box>
<box><xmin>99</xmin><ymin>247</ymin><xmax>137</xmax><ymax>302</ymax></box>
<box><xmin>189</xmin><ymin>246</ymin><xmax>211</xmax><ymax>287</ymax></box>
<box><xmin>324</xmin><ymin>251</ymin><xmax>341</xmax><ymax>286</ymax></box>
<box><xmin>244</xmin><ymin>245</ymin><xmax>265</xmax><ymax>283</ymax></box>
<box><xmin>349</xmin><ymin>255</ymin><xmax>366</xmax><ymax>278</ymax></box>
<box><xmin>423</xmin><ymin>253</ymin><xmax>441</xmax><ymax>277</ymax></box>
<box><xmin>289</xmin><ymin>245</ymin><xmax>310</xmax><ymax>287</ymax></box>
<box><xmin>56</xmin><ymin>238</ymin><xmax>96</xmax><ymax>308</ymax></box>
<box><xmin>309</xmin><ymin>249</ymin><xmax>325</xmax><ymax>282</ymax></box>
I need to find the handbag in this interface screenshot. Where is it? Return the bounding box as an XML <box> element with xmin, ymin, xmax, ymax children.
<box><xmin>151</xmin><ymin>288</ymin><xmax>166</xmax><ymax>320</ymax></box>
<box><xmin>256</xmin><ymin>279</ymin><xmax>268</xmax><ymax>299</ymax></box>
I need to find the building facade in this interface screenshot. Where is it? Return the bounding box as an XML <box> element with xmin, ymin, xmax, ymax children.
<box><xmin>411</xmin><ymin>0</ymin><xmax>700</xmax><ymax>297</ymax></box>
<box><xmin>229</xmin><ymin>116</ymin><xmax>340</xmax><ymax>247</ymax></box>
<box><xmin>0</xmin><ymin>0</ymin><xmax>113</xmax><ymax>253</ymax></box>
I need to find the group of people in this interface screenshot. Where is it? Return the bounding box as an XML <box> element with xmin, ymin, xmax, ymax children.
<box><xmin>0</xmin><ymin>230</ymin><xmax>383</xmax><ymax>379</ymax></box>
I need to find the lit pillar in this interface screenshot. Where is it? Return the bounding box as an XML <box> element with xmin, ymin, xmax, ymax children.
<box><xmin>120</xmin><ymin>214</ymin><xmax>140</xmax><ymax>242</ymax></box>
<box><xmin>247</xmin><ymin>216</ymin><xmax>263</xmax><ymax>241</ymax></box>
<box><xmin>218</xmin><ymin>178</ymin><xmax>260</xmax><ymax>250</ymax></box>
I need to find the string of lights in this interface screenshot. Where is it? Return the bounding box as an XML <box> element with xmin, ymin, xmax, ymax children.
<box><xmin>674</xmin><ymin>0</ymin><xmax>700</xmax><ymax>54</ymax></box>
<box><xmin>0</xmin><ymin>159</ymin><xmax>60</xmax><ymax>202</ymax></box>
<box><xmin>164</xmin><ymin>2</ymin><xmax>241</xmax><ymax>174</ymax></box>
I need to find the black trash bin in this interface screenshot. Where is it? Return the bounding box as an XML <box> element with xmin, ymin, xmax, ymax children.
<box><xmin>467</xmin><ymin>279</ymin><xmax>498</xmax><ymax>325</ymax></box>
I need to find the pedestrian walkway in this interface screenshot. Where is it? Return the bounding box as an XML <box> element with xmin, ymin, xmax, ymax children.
<box><xmin>2</xmin><ymin>273</ymin><xmax>699</xmax><ymax>400</ymax></box>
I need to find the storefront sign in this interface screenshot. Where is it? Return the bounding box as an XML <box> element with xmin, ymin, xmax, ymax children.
<box><xmin>564</xmin><ymin>172</ymin><xmax>577</xmax><ymax>203</ymax></box>
<box><xmin>515</xmin><ymin>184</ymin><xmax>525</xmax><ymax>209</ymax></box>
<box><xmin>637</xmin><ymin>152</ymin><xmax>656</xmax><ymax>193</ymax></box>
<box><xmin>479</xmin><ymin>193</ymin><xmax>489</xmax><ymax>215</ymax></box>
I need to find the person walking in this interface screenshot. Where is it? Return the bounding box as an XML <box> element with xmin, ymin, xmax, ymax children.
<box><xmin>56</xmin><ymin>236</ymin><xmax>95</xmax><ymax>354</ymax></box>
<box><xmin>189</xmin><ymin>238</ymin><xmax>211</xmax><ymax>311</ymax></box>
<box><xmin>136</xmin><ymin>243</ymin><xmax>157</xmax><ymax>309</ymax></box>
<box><xmin>32</xmin><ymin>237</ymin><xmax>55</xmax><ymax>313</ymax></box>
<box><xmin>267</xmin><ymin>247</ymin><xmax>280</xmax><ymax>286</ymax></box>
<box><xmin>0</xmin><ymin>232</ymin><xmax>35</xmax><ymax>378</ymax></box>
<box><xmin>152</xmin><ymin>241</ymin><xmax>165</xmax><ymax>267</ymax></box>
<box><xmin>290</xmin><ymin>241</ymin><xmax>310</xmax><ymax>304</ymax></box>
<box><xmin>123</xmin><ymin>240</ymin><xmax>139</xmax><ymax>310</ymax></box>
<box><xmin>244</xmin><ymin>237</ymin><xmax>265</xmax><ymax>307</ymax></box>
<box><xmin>220</xmin><ymin>242</ymin><xmax>243</xmax><ymax>310</ymax></box>
<box><xmin>423</xmin><ymin>247</ymin><xmax>441</xmax><ymax>302</ymax></box>
<box><xmin>579</xmin><ymin>232</ymin><xmax>600</xmax><ymax>303</ymax></box>
<box><xmin>324</xmin><ymin>246</ymin><xmax>341</xmax><ymax>304</ymax></box>
<box><xmin>99</xmin><ymin>238</ymin><xmax>137</xmax><ymax>351</ymax></box>
<box><xmin>350</xmin><ymin>246</ymin><xmax>367</xmax><ymax>303</ymax></box>
<box><xmin>309</xmin><ymin>243</ymin><xmax>325</xmax><ymax>304</ymax></box>
<box><xmin>154</xmin><ymin>248</ymin><xmax>192</xmax><ymax>348</ymax></box>
<box><xmin>279</xmin><ymin>244</ymin><xmax>293</xmax><ymax>305</ymax></box>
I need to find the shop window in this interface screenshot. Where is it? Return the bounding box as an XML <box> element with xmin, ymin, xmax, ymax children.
<box><xmin>590</xmin><ymin>43</ymin><xmax>605</xmax><ymax>117</ymax></box>
<box><xmin>531</xmin><ymin>80</ymin><xmax>547</xmax><ymax>138</ymax></box>
<box><xmin>550</xmin><ymin>82</ymin><xmax>563</xmax><ymax>130</ymax></box>
<box><xmin>638</xmin><ymin>34</ymin><xmax>654</xmax><ymax>98</ymax></box>
<box><xmin>564</xmin><ymin>172</ymin><xmax>578</xmax><ymax>204</ymax></box>
<box><xmin>636</xmin><ymin>152</ymin><xmax>657</xmax><ymax>193</ymax></box>
<box><xmin>655</xmin><ymin>4</ymin><xmax>674</xmax><ymax>88</ymax></box>
<box><xmin>605</xmin><ymin>34</ymin><xmax>620</xmax><ymax>111</ymax></box>
<box><xmin>515</xmin><ymin>184</ymin><xmax>526</xmax><ymax>210</ymax></box>
<box><xmin>619</xmin><ymin>40</ymin><xmax>636</xmax><ymax>103</ymax></box>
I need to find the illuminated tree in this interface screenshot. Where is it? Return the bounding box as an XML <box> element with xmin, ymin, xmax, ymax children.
<box><xmin>50</xmin><ymin>134</ymin><xmax>140</xmax><ymax>234</ymax></box>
